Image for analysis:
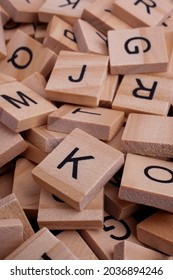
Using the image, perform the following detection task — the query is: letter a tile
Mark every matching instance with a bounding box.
[108,27,168,75]
[32,128,124,211]
[45,50,109,106]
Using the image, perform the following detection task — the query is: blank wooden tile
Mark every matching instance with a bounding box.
[112,74,173,116]
[32,128,124,211]
[38,0,95,25]
[13,158,41,219]
[0,5,10,25]
[22,140,48,164]
[106,127,125,152]
[121,113,173,158]
[23,125,67,153]
[43,16,79,54]
[0,122,27,168]
[0,29,57,81]
[0,0,45,23]
[0,16,7,59]
[114,240,171,260]
[79,211,141,260]
[0,171,13,199]
[104,180,142,220]
[22,72,47,99]
[0,218,23,260]
[5,227,59,260]
[0,81,56,132]
[74,19,108,55]
[82,0,131,35]
[119,153,173,213]
[44,242,78,260]
[108,27,168,75]
[0,193,34,240]
[112,0,173,27]
[99,74,119,108]
[4,20,35,43]
[57,230,98,259]
[48,104,124,141]
[38,188,103,230]
[34,23,47,43]
[137,210,173,256]
[45,50,109,107]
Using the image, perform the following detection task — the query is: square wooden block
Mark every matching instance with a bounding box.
[57,231,98,259]
[0,122,27,168]
[0,81,56,132]
[0,29,57,81]
[121,113,173,158]
[108,27,168,75]
[38,188,104,230]
[45,50,109,107]
[47,104,124,141]
[73,19,108,55]
[32,128,124,211]
[79,211,141,259]
[23,125,67,153]
[43,16,79,54]
[119,153,173,213]
[114,240,170,260]
[12,158,41,219]
[0,193,34,241]
[137,210,173,256]
[112,74,173,116]
[112,0,173,27]
[82,0,131,35]
[0,0,45,22]
[0,218,23,260]
[38,0,95,25]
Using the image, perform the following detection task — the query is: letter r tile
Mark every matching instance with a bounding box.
[108,27,168,75]
[32,128,124,211]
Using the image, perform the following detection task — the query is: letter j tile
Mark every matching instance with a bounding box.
[32,128,124,211]
[108,27,168,75]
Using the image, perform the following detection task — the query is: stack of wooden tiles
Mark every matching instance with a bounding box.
[0,0,173,260]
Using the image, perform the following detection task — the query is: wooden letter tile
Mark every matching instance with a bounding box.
[22,72,47,99]
[32,128,124,211]
[43,16,79,54]
[0,16,7,59]
[119,153,173,213]
[47,104,124,141]
[38,0,95,25]
[73,19,108,55]
[23,125,67,153]
[0,81,56,132]
[37,188,104,230]
[112,74,173,116]
[0,218,23,260]
[0,122,27,168]
[114,240,171,260]
[45,50,109,107]
[22,140,48,164]
[112,0,173,27]
[12,158,41,219]
[0,29,57,81]
[104,179,142,220]
[0,0,45,23]
[121,113,173,158]
[5,227,59,260]
[57,230,98,259]
[108,27,168,75]
[99,74,119,108]
[79,211,141,259]
[0,193,34,240]
[137,210,173,256]
[82,0,131,35]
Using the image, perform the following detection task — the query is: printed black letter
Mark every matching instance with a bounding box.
[7,46,33,69]
[1,91,37,109]
[124,37,151,54]
[144,165,173,183]
[68,64,87,83]
[132,79,157,100]
[104,215,131,240]
[134,0,156,14]
[59,0,80,9]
